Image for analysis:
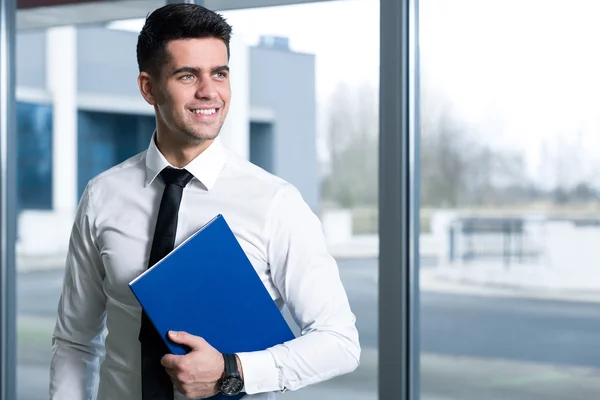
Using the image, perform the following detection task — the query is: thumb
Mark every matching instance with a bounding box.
[168,330,206,349]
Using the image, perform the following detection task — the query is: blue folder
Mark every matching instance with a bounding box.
[129,214,296,399]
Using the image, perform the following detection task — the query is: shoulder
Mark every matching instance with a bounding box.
[223,148,296,196]
[221,149,311,219]
[83,151,147,207]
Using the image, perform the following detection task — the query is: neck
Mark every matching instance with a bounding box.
[155,131,213,168]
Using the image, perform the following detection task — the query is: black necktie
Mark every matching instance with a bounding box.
[140,167,194,399]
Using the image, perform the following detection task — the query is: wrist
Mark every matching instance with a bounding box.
[217,353,226,380]
[213,353,226,392]
[218,353,244,395]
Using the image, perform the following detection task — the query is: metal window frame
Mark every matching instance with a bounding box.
[378,0,420,399]
[0,0,17,397]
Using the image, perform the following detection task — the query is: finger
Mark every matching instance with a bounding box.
[166,367,190,386]
[160,354,180,369]
[168,331,206,350]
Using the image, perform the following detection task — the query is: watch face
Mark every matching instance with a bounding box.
[221,376,244,395]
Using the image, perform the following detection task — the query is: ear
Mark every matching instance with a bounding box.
[138,71,157,106]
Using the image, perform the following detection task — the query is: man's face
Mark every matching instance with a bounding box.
[140,38,231,143]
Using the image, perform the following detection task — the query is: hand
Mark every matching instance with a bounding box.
[160,331,224,399]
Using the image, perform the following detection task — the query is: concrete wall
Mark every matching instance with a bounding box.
[16,30,45,89]
[249,45,319,212]
[77,26,141,98]
[15,26,140,98]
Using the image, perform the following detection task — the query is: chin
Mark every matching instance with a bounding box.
[181,128,220,143]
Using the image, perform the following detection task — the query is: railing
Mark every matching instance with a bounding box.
[449,217,540,268]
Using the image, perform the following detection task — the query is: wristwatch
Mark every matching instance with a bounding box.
[219,353,244,396]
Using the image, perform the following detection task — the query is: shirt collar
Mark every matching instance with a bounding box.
[145,133,227,190]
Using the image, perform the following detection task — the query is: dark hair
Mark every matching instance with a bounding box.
[136,3,232,77]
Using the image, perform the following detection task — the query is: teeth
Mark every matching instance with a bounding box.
[193,109,216,115]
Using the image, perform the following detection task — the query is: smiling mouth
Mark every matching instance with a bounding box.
[190,108,219,116]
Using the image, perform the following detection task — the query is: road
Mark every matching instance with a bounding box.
[15,258,600,399]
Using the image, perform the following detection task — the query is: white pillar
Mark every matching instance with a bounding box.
[219,32,250,160]
[46,26,78,213]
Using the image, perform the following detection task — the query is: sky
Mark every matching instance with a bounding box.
[420,0,600,187]
[110,0,600,187]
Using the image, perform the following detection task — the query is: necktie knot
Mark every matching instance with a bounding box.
[160,167,193,188]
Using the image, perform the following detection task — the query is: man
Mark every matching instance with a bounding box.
[49,3,360,400]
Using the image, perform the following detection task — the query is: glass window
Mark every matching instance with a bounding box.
[77,110,155,198]
[15,1,380,399]
[419,1,600,399]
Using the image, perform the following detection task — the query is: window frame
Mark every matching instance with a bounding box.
[378,0,420,399]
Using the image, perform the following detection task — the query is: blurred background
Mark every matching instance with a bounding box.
[11,0,600,399]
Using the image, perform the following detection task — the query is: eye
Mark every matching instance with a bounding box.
[180,74,195,81]
[214,72,228,79]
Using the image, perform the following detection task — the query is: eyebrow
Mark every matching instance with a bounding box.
[171,66,230,76]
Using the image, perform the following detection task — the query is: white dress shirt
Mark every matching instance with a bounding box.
[49,136,360,400]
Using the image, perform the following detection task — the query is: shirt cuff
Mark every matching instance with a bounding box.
[236,350,280,394]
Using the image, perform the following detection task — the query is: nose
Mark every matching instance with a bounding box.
[195,75,218,100]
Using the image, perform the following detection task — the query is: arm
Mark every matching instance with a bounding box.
[50,184,107,399]
[236,184,361,394]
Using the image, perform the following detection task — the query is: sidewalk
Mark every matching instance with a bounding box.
[17,252,67,272]
[422,264,600,303]
[329,235,600,303]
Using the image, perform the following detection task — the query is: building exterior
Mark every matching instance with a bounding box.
[15,25,317,257]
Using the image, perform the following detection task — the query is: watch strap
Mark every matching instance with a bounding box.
[223,353,240,379]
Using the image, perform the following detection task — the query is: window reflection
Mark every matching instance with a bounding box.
[77,110,155,198]
[17,102,53,210]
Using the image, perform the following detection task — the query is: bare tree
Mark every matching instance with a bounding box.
[323,76,531,209]
[322,82,378,208]
[537,132,600,204]
[420,93,529,207]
